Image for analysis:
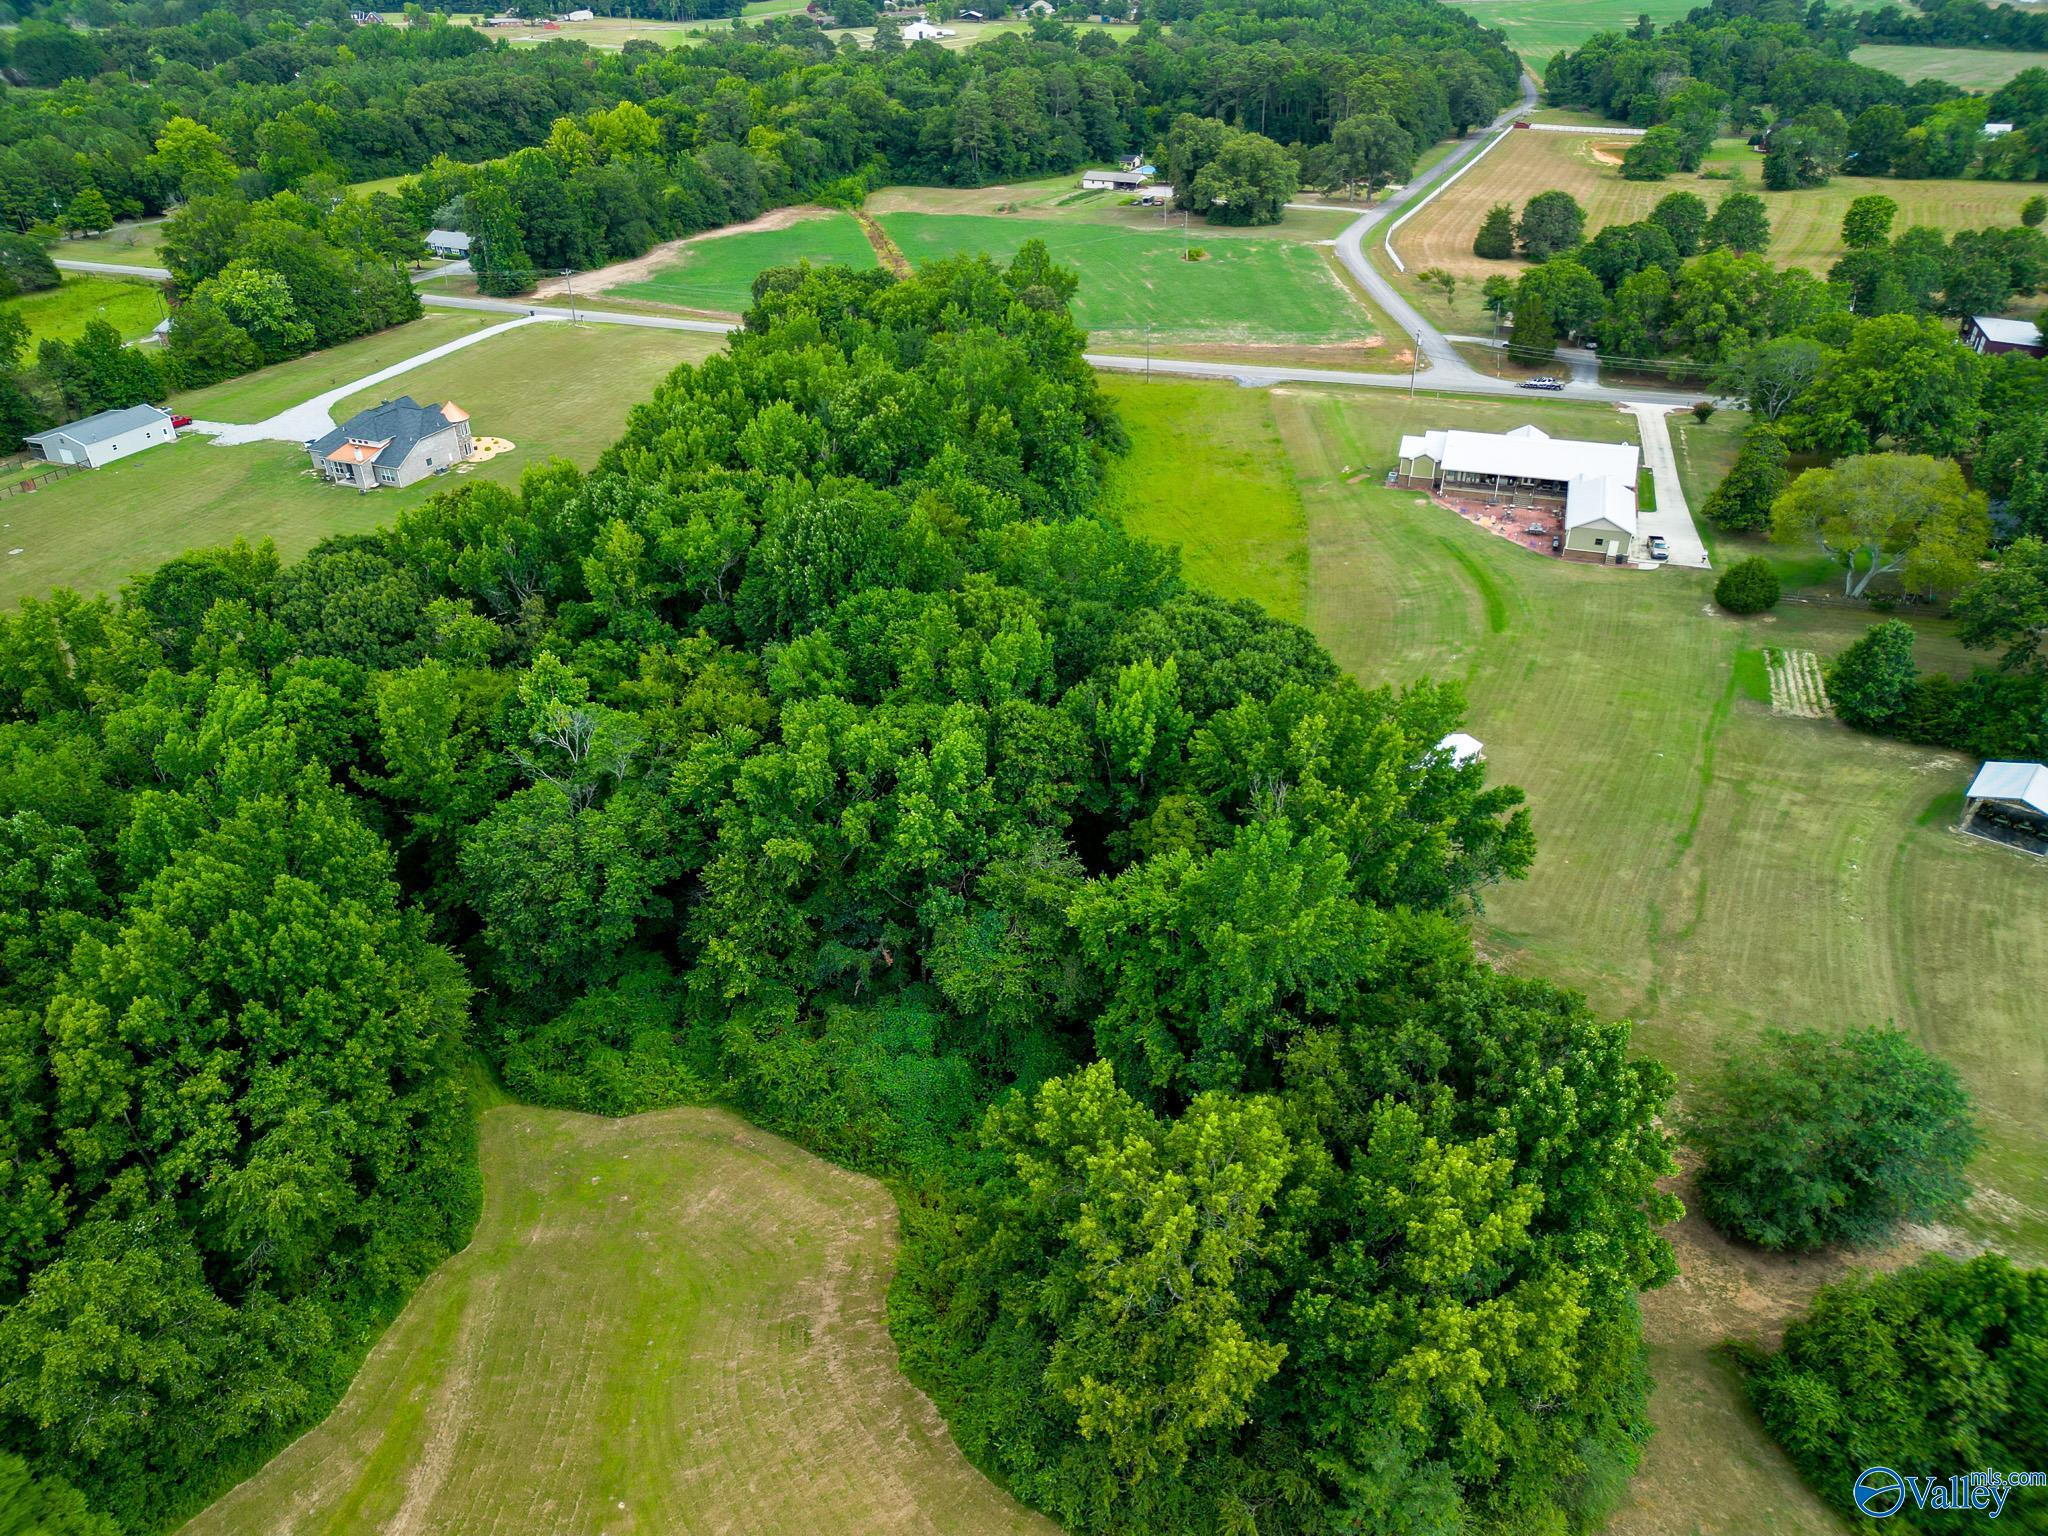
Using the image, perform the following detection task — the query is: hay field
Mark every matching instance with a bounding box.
[1390,128,2048,331]
[179,1104,1053,1536]
[1852,43,2047,89]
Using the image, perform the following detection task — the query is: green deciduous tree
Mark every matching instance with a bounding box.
[1686,1026,1978,1250]
[1650,190,1709,256]
[1701,424,1788,533]
[1515,189,1585,260]
[1772,455,1989,599]
[1840,193,1898,250]
[1703,190,1770,254]
[1714,556,1780,613]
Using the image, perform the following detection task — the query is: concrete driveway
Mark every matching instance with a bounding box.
[1626,403,1711,569]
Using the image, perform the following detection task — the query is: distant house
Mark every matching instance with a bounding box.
[1023,0,1055,13]
[348,9,384,22]
[425,228,473,259]
[957,7,986,16]
[1081,167,1151,191]
[1962,760,2048,854]
[901,18,953,38]
[1396,424,1640,564]
[1961,314,2043,357]
[24,404,177,469]
[309,396,473,492]
[1985,121,2016,137]
[561,6,595,17]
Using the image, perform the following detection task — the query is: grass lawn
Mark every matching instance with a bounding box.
[1388,130,2048,333]
[52,220,167,266]
[170,312,501,422]
[1853,43,2048,90]
[180,1104,1054,1536]
[1101,373,2048,1536]
[348,171,415,199]
[1,323,721,606]
[882,211,1397,354]
[4,273,164,347]
[613,211,879,314]
[870,174,1357,242]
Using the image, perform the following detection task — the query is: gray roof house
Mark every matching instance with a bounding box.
[309,396,472,492]
[24,403,177,469]
[424,228,473,258]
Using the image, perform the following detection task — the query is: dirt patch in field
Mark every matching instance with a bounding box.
[1588,139,1634,167]
[537,206,834,298]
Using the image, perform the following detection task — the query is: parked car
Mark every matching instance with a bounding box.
[1648,535,1670,561]
[1550,534,1562,553]
[170,414,193,429]
[1519,376,1565,392]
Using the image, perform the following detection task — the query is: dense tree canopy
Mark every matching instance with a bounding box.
[0,247,1681,1535]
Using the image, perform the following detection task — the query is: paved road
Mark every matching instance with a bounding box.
[56,257,172,280]
[418,292,735,334]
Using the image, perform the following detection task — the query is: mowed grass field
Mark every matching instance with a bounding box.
[170,312,502,421]
[1389,129,2048,332]
[1,322,721,605]
[1447,0,1891,70]
[1103,375,2048,1536]
[52,220,168,265]
[5,273,163,346]
[881,211,1393,353]
[1853,43,2048,89]
[180,1104,1053,1536]
[614,211,879,314]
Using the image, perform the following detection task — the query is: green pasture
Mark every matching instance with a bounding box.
[2,322,720,606]
[1852,43,2047,90]
[1103,373,2048,1534]
[5,273,164,347]
[178,1104,1054,1536]
[613,212,879,314]
[881,211,1384,349]
[51,220,168,266]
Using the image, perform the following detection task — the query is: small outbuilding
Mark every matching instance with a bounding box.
[23,403,177,469]
[1960,315,2044,357]
[1435,732,1485,767]
[1962,761,2048,854]
[425,228,473,259]
[901,19,953,38]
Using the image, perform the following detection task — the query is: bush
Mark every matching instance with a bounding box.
[1685,1026,1979,1251]
[1691,399,1715,422]
[1737,1255,2048,1526]
[1714,556,1780,613]
[1701,424,1787,533]
[1827,618,1919,730]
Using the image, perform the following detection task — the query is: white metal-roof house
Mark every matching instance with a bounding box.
[23,404,177,469]
[901,18,953,37]
[1962,761,2048,853]
[1397,424,1640,564]
[425,228,472,259]
[1081,167,1151,191]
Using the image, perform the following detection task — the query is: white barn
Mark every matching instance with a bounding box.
[901,18,953,37]
[1396,424,1640,564]
[24,404,177,469]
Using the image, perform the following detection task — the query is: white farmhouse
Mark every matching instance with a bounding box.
[901,18,953,37]
[23,404,178,469]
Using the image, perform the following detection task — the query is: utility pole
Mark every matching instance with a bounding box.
[1409,332,1419,397]
[562,268,578,323]
[1145,320,1152,381]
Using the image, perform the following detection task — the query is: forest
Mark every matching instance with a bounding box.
[0,245,1690,1535]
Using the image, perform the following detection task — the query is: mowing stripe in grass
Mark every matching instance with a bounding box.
[1436,536,1510,635]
